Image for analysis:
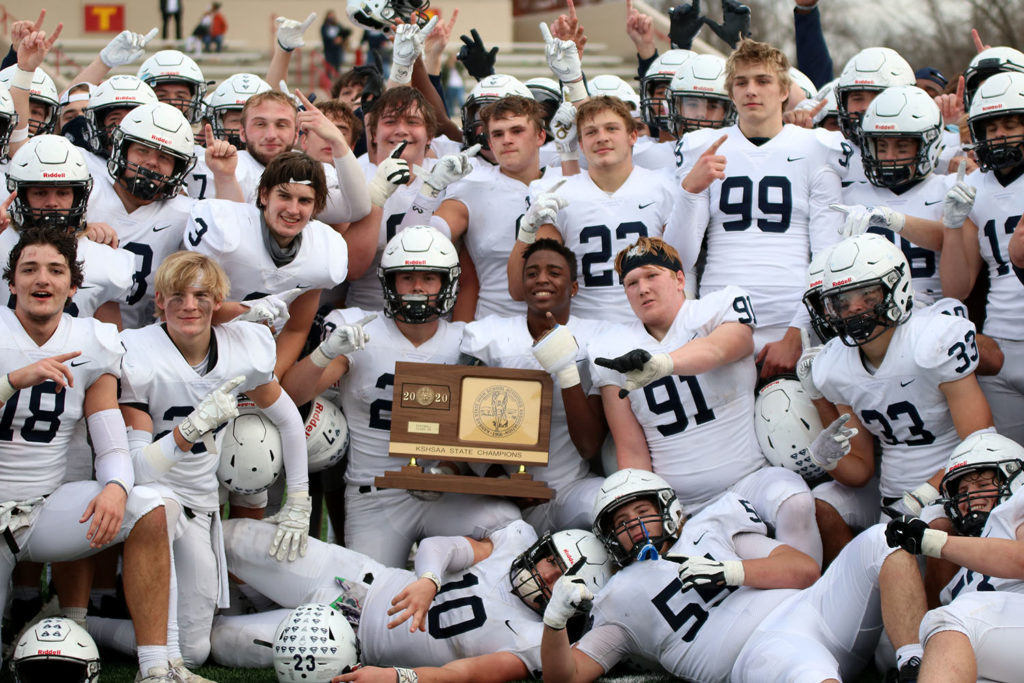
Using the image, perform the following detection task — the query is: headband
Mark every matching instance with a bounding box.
[619,246,683,281]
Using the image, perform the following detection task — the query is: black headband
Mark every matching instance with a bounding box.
[619,248,683,281]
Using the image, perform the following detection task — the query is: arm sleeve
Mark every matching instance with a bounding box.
[88,408,136,492]
[663,188,709,275]
[732,531,786,560]
[808,166,843,255]
[413,535,476,579]
[332,151,373,223]
[794,7,833,89]
[259,389,310,493]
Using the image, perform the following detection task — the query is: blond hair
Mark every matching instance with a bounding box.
[614,237,682,277]
[154,251,231,316]
[725,39,792,109]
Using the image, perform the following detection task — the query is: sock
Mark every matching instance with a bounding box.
[165,540,183,664]
[86,615,137,655]
[62,606,88,626]
[137,644,169,676]
[895,644,923,669]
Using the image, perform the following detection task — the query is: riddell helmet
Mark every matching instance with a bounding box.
[754,378,826,482]
[835,47,915,142]
[509,530,612,616]
[802,246,838,343]
[860,85,944,188]
[108,102,196,201]
[347,0,431,31]
[967,71,1024,172]
[820,234,914,347]
[208,73,272,148]
[272,603,359,682]
[525,77,562,130]
[812,78,840,129]
[85,75,159,157]
[12,617,101,683]
[303,394,349,473]
[592,468,684,566]
[0,65,59,135]
[963,46,1024,111]
[137,50,208,124]
[0,84,19,160]
[668,53,735,136]
[378,225,460,323]
[461,74,534,150]
[789,67,817,100]
[640,49,694,132]
[587,74,640,112]
[941,432,1024,537]
[6,135,93,233]
[218,399,284,495]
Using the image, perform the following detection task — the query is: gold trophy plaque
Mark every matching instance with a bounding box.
[375,362,554,499]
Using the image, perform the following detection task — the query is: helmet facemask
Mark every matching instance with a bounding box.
[640,78,673,132]
[595,491,679,566]
[862,131,937,189]
[802,287,838,343]
[379,267,458,324]
[11,180,93,233]
[822,267,908,347]
[969,113,1024,172]
[509,533,566,616]
[942,460,1022,536]
[0,109,17,160]
[670,93,735,136]
[460,99,490,151]
[28,98,57,136]
[108,131,195,201]
[210,107,245,149]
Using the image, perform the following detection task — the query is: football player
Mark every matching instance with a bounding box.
[461,239,607,534]
[668,38,847,378]
[0,227,175,683]
[280,226,520,567]
[588,237,822,563]
[79,74,159,175]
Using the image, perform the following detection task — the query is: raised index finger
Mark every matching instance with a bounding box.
[956,75,965,104]
[32,9,46,31]
[52,350,83,363]
[539,21,554,44]
[567,0,578,21]
[357,314,378,327]
[972,28,985,53]
[704,134,728,156]
[294,88,314,110]
[956,160,967,184]
[810,97,827,116]
[626,0,634,16]
[1,192,16,211]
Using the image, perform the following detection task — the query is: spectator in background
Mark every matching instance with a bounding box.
[204,3,227,53]
[915,66,948,98]
[321,11,352,73]
[160,0,183,41]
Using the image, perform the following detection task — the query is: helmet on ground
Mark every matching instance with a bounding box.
[12,617,101,683]
[273,603,359,682]
[755,377,826,482]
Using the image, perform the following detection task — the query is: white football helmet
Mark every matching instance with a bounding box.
[85,75,159,156]
[525,76,562,129]
[587,74,640,112]
[967,71,1024,172]
[0,84,17,160]
[347,0,431,31]
[461,74,534,150]
[378,225,460,324]
[640,49,695,132]
[835,47,915,142]
[668,53,735,136]
[509,529,612,617]
[137,50,208,123]
[273,603,359,682]
[304,395,349,473]
[789,67,817,100]
[108,102,196,201]
[963,46,1024,110]
[12,617,101,683]
[820,233,914,347]
[802,246,838,343]
[860,85,943,188]
[208,73,272,147]
[812,78,840,129]
[755,378,826,482]
[218,399,284,495]
[592,468,684,566]
[941,432,1024,537]
[6,135,93,233]
[0,65,59,135]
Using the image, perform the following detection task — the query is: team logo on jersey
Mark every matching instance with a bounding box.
[472,385,526,438]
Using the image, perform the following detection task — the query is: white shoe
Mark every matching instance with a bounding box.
[169,658,218,683]
[135,665,176,682]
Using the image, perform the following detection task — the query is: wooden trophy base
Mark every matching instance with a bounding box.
[375,465,554,500]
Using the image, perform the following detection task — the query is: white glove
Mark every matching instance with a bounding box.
[673,555,744,591]
[421,144,480,198]
[795,329,823,401]
[830,203,906,237]
[369,142,411,207]
[542,576,593,630]
[551,101,579,162]
[236,288,303,327]
[594,349,674,398]
[266,491,312,562]
[531,325,581,388]
[808,413,858,471]
[276,13,318,52]
[100,28,157,68]
[902,482,941,517]
[539,22,583,85]
[178,376,245,444]
[517,184,567,244]
[943,164,976,230]
[311,314,376,368]
[390,16,440,85]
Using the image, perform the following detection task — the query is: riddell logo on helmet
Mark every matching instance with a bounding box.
[875,124,896,130]
[982,104,1003,111]
[151,135,172,144]
[304,401,323,437]
[562,548,576,566]
[404,259,427,265]
[35,649,61,655]
[115,96,137,101]
[853,79,877,85]
[694,85,714,92]
[41,172,66,178]
[831,277,853,286]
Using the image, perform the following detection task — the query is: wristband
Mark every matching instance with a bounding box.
[558,149,579,163]
[394,668,419,683]
[0,374,16,403]
[105,479,130,496]
[419,571,441,593]
[556,365,581,389]
[10,67,34,91]
[310,345,333,368]
[9,127,28,143]
[921,529,948,558]
[562,79,588,103]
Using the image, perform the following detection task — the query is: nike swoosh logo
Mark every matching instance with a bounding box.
[924,200,942,206]
[77,285,95,290]
[70,360,90,367]
[152,225,172,232]
[504,619,518,635]
[693,530,709,545]
[787,156,805,162]
[295,284,311,290]
[900,378,915,387]
[638,202,655,210]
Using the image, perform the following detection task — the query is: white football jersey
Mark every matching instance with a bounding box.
[461,314,607,490]
[0,309,123,501]
[119,321,276,511]
[359,520,544,673]
[324,309,465,486]
[234,150,265,204]
[940,485,1024,604]
[448,164,564,319]
[813,304,979,499]
[671,124,847,328]
[632,136,676,170]
[185,199,348,305]
[82,149,110,181]
[0,230,134,319]
[588,287,766,508]
[966,167,1024,340]
[536,165,678,322]
[842,173,947,299]
[577,494,795,681]
[85,174,193,329]
[186,144,215,200]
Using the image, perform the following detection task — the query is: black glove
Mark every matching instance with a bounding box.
[704,0,751,49]
[594,349,652,373]
[457,28,498,81]
[668,1,705,50]
[884,515,929,554]
[354,63,384,111]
